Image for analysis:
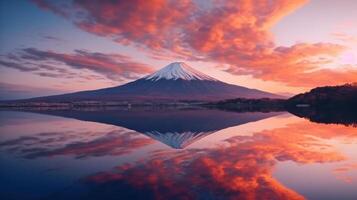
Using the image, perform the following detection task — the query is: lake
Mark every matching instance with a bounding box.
[0,108,356,200]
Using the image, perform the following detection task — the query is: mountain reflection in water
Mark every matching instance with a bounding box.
[17,108,281,149]
[0,108,356,200]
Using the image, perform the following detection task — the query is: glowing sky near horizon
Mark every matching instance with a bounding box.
[0,0,356,99]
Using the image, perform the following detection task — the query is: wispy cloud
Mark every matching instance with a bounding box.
[0,60,38,72]
[42,35,64,42]
[0,48,154,81]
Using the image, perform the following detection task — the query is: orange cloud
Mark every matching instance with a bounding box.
[75,0,194,51]
[226,43,357,87]
[33,0,357,87]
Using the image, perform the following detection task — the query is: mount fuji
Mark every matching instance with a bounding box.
[19,62,281,102]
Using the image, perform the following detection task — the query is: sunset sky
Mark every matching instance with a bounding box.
[1,0,357,99]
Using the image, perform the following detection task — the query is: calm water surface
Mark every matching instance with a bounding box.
[0,109,356,200]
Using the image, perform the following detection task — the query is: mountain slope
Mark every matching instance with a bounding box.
[15,62,282,102]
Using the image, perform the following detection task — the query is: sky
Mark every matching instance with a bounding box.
[0,0,356,99]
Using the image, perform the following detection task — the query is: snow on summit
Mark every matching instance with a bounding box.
[145,62,217,81]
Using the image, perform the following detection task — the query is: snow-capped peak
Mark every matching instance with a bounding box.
[145,62,217,81]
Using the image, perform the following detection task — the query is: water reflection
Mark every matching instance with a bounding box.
[0,129,154,159]
[81,119,357,200]
[8,108,280,149]
[288,107,357,127]
[0,109,356,200]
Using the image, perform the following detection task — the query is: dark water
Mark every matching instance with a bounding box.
[0,108,356,200]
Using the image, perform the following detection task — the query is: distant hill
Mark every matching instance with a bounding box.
[286,83,357,108]
[203,83,357,126]
[286,83,357,126]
